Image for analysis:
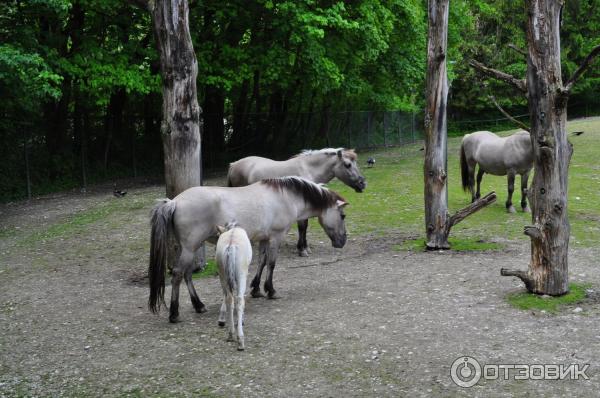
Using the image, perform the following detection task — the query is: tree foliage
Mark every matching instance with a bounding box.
[0,0,598,200]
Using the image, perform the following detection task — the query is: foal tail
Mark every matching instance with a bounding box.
[148,199,177,313]
[460,140,470,193]
[223,246,238,293]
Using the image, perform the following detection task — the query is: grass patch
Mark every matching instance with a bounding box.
[17,196,153,248]
[192,259,219,279]
[394,238,502,252]
[506,283,590,313]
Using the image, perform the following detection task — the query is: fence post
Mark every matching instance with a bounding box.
[383,112,387,147]
[411,110,416,142]
[23,130,31,200]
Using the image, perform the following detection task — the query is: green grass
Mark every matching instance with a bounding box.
[192,259,219,279]
[394,237,502,252]
[324,117,600,248]
[506,283,590,313]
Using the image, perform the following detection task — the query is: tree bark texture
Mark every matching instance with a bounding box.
[522,0,571,295]
[424,0,450,249]
[151,0,202,199]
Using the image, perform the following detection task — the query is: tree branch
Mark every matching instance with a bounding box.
[564,44,600,92]
[524,225,542,242]
[507,43,527,57]
[446,191,497,232]
[500,268,534,292]
[488,95,530,132]
[469,60,527,93]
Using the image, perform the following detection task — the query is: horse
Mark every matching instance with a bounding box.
[148,176,348,323]
[215,222,252,351]
[227,148,365,257]
[460,130,533,213]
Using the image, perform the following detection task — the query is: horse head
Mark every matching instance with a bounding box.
[332,149,366,193]
[318,199,348,248]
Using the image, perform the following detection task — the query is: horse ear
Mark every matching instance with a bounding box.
[216,225,226,235]
[337,149,343,159]
[336,199,348,208]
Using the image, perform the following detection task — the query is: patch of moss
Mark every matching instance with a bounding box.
[506,283,590,313]
[393,238,502,252]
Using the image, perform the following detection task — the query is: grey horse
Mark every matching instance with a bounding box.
[148,177,348,323]
[460,130,533,212]
[227,148,365,256]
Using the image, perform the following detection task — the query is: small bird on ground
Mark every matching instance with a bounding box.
[113,184,127,197]
[571,131,584,136]
[367,157,376,167]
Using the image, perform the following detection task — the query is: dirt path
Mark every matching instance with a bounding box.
[1,185,599,397]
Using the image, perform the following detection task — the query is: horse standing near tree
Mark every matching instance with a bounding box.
[460,130,533,213]
[227,148,365,257]
[148,176,348,323]
[215,222,252,351]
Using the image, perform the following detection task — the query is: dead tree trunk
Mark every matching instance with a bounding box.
[424,0,451,249]
[470,1,600,295]
[424,0,497,250]
[151,0,202,199]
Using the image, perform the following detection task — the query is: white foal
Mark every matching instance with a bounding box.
[216,223,252,351]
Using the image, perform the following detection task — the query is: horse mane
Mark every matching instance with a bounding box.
[293,148,357,161]
[260,177,345,210]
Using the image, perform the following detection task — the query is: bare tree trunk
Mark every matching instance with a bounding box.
[151,0,202,199]
[502,0,571,295]
[424,0,450,249]
[423,0,497,250]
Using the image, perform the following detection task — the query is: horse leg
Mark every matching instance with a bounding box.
[264,240,281,299]
[521,171,531,212]
[469,163,477,203]
[236,273,247,351]
[184,260,207,314]
[218,293,227,327]
[169,249,193,323]
[475,168,484,200]
[506,172,516,213]
[226,293,235,342]
[296,219,311,257]
[250,241,268,298]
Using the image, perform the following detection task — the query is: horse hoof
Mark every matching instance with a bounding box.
[218,321,225,327]
[523,207,531,213]
[507,206,516,214]
[267,291,281,300]
[227,335,234,342]
[195,305,207,314]
[237,346,245,351]
[251,289,265,298]
[169,315,180,323]
[298,249,309,257]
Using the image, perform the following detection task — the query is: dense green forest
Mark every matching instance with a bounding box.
[1,0,599,200]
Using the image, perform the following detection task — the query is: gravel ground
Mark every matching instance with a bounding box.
[1,184,599,397]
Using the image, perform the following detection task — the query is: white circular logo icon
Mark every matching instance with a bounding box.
[451,356,482,388]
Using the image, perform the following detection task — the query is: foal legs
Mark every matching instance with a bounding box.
[521,171,531,212]
[250,241,268,298]
[296,219,311,257]
[506,172,517,213]
[475,168,484,200]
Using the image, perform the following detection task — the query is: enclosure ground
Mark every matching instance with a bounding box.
[1,180,600,397]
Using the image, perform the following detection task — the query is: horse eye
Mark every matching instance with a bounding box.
[341,214,346,220]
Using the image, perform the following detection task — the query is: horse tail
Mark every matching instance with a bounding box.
[460,139,470,193]
[224,246,238,293]
[148,199,177,313]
